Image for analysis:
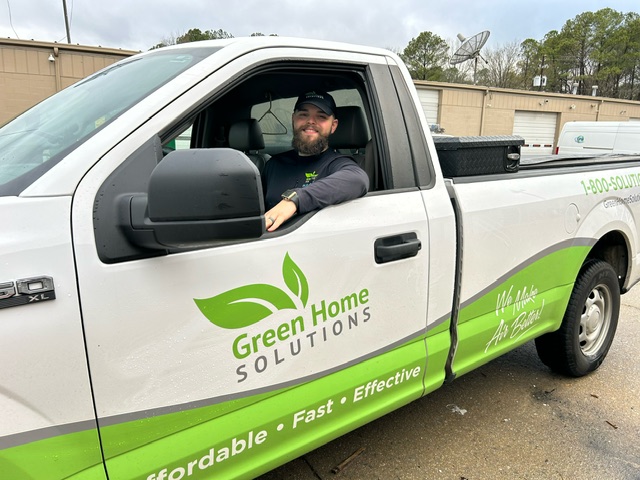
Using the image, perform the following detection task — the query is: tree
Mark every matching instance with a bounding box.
[547,8,629,96]
[619,13,640,100]
[176,28,233,43]
[589,8,625,97]
[560,11,596,94]
[150,28,233,49]
[519,38,543,90]
[483,8,639,98]
[401,31,449,81]
[516,29,575,94]
[150,33,178,50]
[442,65,471,84]
[479,42,521,88]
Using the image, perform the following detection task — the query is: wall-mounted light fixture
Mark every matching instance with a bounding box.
[570,104,576,110]
[48,47,59,63]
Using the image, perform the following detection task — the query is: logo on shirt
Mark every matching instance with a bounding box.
[303,171,318,187]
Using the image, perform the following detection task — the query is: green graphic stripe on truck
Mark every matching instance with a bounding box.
[1,338,434,480]
[104,340,431,480]
[0,242,593,479]
[0,428,104,480]
[453,244,591,377]
[458,243,591,325]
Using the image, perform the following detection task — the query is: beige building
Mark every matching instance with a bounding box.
[2,38,640,154]
[415,81,640,155]
[0,38,137,126]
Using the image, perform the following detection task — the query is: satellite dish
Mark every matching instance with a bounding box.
[450,30,490,84]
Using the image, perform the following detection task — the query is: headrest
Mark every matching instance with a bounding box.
[229,119,265,151]
[329,106,369,149]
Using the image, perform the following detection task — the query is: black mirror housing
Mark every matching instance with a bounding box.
[124,148,265,249]
[148,148,263,221]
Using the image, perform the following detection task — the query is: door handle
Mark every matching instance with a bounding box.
[374,233,422,264]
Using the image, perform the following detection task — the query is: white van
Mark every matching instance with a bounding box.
[556,121,640,155]
[556,122,640,154]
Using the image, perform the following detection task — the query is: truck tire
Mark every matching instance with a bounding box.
[535,260,619,377]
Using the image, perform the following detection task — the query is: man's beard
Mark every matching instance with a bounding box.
[292,127,330,156]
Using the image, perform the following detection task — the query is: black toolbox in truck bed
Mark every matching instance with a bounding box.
[433,135,524,177]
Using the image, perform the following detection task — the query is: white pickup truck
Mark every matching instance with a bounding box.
[2,37,640,480]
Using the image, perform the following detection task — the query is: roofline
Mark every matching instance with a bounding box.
[0,37,139,56]
[414,79,640,106]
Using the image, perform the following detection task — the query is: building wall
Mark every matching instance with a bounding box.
[0,39,137,125]
[416,80,640,146]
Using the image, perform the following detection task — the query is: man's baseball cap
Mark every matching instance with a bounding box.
[294,91,336,116]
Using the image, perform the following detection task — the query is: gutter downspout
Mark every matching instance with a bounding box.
[595,99,604,121]
[479,88,489,135]
[52,47,61,92]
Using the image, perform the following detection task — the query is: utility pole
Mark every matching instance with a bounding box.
[62,0,72,43]
[538,55,545,92]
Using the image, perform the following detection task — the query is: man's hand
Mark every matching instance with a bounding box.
[265,199,297,232]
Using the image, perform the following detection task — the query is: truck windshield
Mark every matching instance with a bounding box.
[0,46,221,196]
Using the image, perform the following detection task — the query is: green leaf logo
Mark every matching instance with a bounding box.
[194,253,310,329]
[282,253,309,307]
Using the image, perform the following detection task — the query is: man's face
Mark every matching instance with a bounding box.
[291,103,338,156]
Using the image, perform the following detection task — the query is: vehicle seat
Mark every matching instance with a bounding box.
[228,119,268,172]
[329,106,376,189]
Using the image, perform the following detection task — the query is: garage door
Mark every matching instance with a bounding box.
[416,87,440,125]
[513,111,557,156]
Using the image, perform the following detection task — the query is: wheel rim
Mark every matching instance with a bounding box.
[579,282,612,356]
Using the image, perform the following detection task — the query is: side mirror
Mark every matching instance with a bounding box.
[122,148,265,249]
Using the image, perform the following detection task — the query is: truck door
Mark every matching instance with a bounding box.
[71,48,434,479]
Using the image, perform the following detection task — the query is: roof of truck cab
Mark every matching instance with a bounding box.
[141,36,395,59]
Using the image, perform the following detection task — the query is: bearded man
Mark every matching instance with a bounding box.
[261,91,369,232]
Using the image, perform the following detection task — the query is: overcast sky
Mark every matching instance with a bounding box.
[1,0,638,53]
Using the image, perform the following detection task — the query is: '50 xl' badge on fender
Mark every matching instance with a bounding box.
[0,276,56,309]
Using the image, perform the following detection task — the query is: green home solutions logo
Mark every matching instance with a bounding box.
[194,253,371,383]
[194,253,308,329]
